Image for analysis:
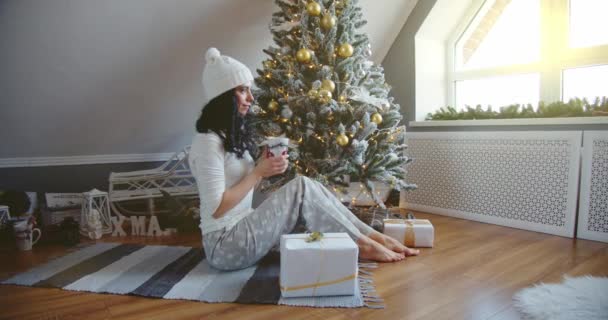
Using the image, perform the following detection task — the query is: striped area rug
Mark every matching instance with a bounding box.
[1,243,383,308]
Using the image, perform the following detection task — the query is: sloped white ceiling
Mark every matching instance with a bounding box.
[0,0,416,160]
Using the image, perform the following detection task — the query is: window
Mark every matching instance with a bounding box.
[563,65,608,102]
[569,0,608,48]
[456,0,540,71]
[447,0,608,111]
[456,74,539,108]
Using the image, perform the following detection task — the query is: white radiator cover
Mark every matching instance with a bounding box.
[401,131,582,237]
[577,131,608,242]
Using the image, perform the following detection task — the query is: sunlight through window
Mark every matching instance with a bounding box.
[437,0,608,120]
[456,74,540,108]
[569,0,608,48]
[456,0,540,70]
[563,65,608,102]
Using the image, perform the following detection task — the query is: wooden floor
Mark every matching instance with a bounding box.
[1,211,607,320]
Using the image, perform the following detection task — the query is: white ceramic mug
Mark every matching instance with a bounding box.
[13,219,42,251]
[15,228,41,251]
[264,137,290,158]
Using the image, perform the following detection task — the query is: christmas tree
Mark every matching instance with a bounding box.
[253,0,415,207]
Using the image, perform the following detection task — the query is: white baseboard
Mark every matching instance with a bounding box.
[0,153,175,168]
[403,203,574,238]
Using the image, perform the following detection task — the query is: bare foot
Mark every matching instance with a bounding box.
[357,236,405,262]
[369,231,420,256]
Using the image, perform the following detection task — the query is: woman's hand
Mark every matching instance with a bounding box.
[254,148,289,178]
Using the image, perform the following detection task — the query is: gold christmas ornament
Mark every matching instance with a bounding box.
[306,2,321,16]
[320,14,336,30]
[336,133,349,146]
[337,43,354,58]
[318,89,332,104]
[268,99,279,111]
[336,0,349,8]
[307,89,319,99]
[371,112,383,125]
[321,79,336,92]
[296,48,313,63]
[338,94,347,103]
[263,60,274,69]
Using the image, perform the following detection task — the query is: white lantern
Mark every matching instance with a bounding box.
[80,189,112,238]
[0,205,10,227]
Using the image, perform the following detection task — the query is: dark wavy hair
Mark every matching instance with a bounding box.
[195,89,258,159]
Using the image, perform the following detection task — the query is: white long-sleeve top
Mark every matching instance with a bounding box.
[189,132,255,235]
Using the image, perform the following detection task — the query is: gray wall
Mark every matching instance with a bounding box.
[0,162,162,193]
[0,0,412,160]
[0,0,418,193]
[383,0,437,128]
[0,0,275,159]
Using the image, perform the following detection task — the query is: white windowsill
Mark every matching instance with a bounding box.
[410,117,608,127]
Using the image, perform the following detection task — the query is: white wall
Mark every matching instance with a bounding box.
[414,0,472,121]
[414,37,446,121]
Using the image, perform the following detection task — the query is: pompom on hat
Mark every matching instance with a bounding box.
[201,47,254,107]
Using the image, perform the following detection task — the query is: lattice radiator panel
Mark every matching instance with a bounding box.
[401,131,582,237]
[577,131,608,243]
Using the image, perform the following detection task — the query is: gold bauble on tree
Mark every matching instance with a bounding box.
[337,43,354,58]
[371,112,383,125]
[336,133,349,147]
[268,99,279,111]
[307,89,319,99]
[320,14,336,30]
[318,89,332,104]
[263,60,274,69]
[321,79,335,92]
[306,2,321,16]
[296,48,313,63]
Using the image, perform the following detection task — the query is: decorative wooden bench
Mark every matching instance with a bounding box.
[108,146,198,216]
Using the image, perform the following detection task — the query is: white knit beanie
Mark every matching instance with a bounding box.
[201,47,254,107]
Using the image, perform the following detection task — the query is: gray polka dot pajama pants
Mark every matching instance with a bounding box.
[203,176,375,270]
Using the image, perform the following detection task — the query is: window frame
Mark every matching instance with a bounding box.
[446,0,608,109]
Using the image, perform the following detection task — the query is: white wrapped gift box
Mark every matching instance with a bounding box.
[280,233,358,298]
[383,219,434,248]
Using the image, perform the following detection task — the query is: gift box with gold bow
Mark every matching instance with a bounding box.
[383,219,434,248]
[280,232,358,298]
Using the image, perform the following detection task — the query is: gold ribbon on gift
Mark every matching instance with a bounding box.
[280,234,356,296]
[280,273,357,292]
[384,219,431,247]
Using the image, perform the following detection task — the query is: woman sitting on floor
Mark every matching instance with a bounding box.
[189,47,419,271]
